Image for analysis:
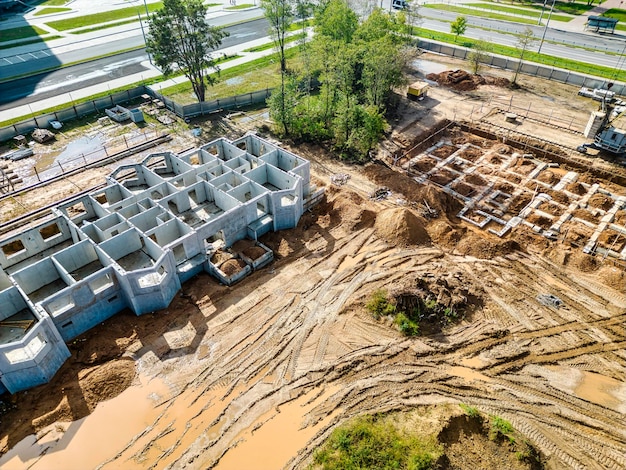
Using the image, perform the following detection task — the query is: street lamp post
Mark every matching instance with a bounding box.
[134,0,153,65]
[538,0,555,55]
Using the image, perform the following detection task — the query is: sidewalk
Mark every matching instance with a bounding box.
[0,31,302,124]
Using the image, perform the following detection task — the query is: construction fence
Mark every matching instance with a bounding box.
[0,87,273,144]
[417,39,626,96]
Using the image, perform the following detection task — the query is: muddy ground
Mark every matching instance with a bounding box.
[0,54,625,469]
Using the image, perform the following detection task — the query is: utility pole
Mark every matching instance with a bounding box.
[537,0,555,54]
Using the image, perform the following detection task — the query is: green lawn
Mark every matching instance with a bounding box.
[224,3,255,9]
[70,18,142,35]
[161,48,300,104]
[484,0,599,15]
[46,2,163,31]
[602,8,626,21]
[466,2,572,21]
[41,0,68,5]
[423,4,536,24]
[243,33,306,53]
[0,25,49,43]
[34,7,72,16]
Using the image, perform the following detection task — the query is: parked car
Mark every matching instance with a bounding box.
[392,0,408,9]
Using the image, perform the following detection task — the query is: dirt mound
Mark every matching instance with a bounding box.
[221,258,246,276]
[427,219,467,249]
[375,208,430,246]
[568,251,600,272]
[243,246,266,260]
[587,193,614,211]
[566,182,587,196]
[455,232,521,259]
[439,413,542,470]
[597,265,625,290]
[426,70,510,92]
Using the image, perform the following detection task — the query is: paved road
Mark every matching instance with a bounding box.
[0,18,270,109]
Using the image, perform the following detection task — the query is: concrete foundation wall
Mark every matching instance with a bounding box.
[0,134,310,393]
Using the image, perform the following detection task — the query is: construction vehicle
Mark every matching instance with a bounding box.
[578,87,626,157]
[407,81,429,101]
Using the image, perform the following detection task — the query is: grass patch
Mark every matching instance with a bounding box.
[41,0,68,5]
[0,35,61,50]
[70,18,141,35]
[0,25,49,43]
[486,0,597,15]
[466,2,572,21]
[459,404,481,419]
[46,2,163,31]
[313,414,443,470]
[415,27,626,82]
[602,8,626,21]
[224,3,255,9]
[243,33,306,53]
[423,3,572,25]
[161,48,299,103]
[34,7,72,16]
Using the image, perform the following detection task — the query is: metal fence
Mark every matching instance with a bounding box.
[417,39,626,96]
[0,86,149,143]
[148,87,273,120]
[1,87,274,144]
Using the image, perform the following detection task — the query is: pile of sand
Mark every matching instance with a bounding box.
[597,265,625,290]
[568,251,600,272]
[243,246,266,260]
[587,193,614,211]
[455,232,520,259]
[221,258,247,276]
[374,208,430,246]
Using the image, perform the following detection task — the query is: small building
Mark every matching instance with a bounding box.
[585,16,618,34]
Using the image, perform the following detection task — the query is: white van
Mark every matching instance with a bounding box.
[392,0,408,9]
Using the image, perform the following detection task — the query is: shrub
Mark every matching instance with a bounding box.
[459,403,480,419]
[366,289,396,319]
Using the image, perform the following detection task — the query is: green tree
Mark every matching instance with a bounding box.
[315,0,358,43]
[146,0,227,102]
[261,0,294,74]
[512,26,536,85]
[361,37,406,110]
[450,15,467,41]
[468,39,491,74]
[267,75,301,136]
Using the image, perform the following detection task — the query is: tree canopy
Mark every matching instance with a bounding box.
[146,0,228,102]
[268,1,412,160]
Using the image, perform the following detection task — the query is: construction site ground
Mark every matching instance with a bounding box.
[0,53,625,470]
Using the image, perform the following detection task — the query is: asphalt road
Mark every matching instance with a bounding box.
[2,5,626,112]
[0,17,270,109]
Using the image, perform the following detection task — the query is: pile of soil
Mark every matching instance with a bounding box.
[587,193,614,211]
[572,209,598,223]
[221,258,246,276]
[243,246,266,260]
[566,182,587,196]
[597,265,625,290]
[426,70,510,92]
[568,251,600,272]
[427,219,467,249]
[454,232,521,259]
[374,208,430,247]
[211,250,233,265]
[526,213,553,228]
[536,170,560,185]
[544,189,569,205]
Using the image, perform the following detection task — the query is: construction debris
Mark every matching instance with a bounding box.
[331,173,350,186]
[31,128,55,143]
[536,293,564,308]
[370,186,392,201]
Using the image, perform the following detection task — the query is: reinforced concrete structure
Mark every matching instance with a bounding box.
[0,135,315,394]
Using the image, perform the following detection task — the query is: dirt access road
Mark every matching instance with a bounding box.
[0,55,625,469]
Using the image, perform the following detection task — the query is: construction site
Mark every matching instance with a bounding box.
[0,55,624,469]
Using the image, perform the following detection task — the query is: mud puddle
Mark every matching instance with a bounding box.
[0,375,170,470]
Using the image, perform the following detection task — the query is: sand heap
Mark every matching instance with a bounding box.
[375,208,430,246]
[426,69,510,92]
